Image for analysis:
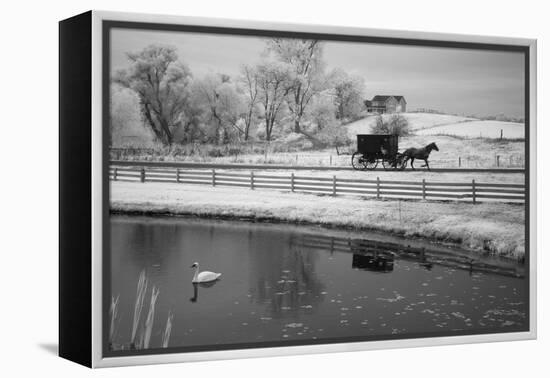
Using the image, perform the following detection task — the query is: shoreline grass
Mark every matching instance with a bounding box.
[110,181,525,259]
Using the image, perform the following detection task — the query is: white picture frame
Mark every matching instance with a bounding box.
[59,10,537,368]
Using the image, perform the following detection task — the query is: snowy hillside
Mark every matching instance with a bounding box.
[346,113,524,139]
[345,113,477,137]
[415,120,525,139]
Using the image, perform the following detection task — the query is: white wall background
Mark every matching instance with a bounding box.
[1,0,547,376]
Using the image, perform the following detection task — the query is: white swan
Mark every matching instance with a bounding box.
[190,262,222,283]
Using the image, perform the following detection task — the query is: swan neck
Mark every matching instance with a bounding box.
[192,266,199,281]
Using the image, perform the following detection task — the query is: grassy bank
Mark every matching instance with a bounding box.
[110,181,525,259]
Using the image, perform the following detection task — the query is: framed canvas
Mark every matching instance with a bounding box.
[59,10,537,368]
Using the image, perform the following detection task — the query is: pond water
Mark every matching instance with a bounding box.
[108,215,528,352]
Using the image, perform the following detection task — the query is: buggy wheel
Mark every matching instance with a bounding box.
[382,158,396,171]
[351,152,367,171]
[397,159,407,170]
[364,157,378,170]
[396,153,407,170]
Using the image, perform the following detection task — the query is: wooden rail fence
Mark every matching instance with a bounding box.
[109,165,525,204]
[109,160,525,173]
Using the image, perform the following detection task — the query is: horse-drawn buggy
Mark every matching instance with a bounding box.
[351,134,440,171]
[351,134,407,171]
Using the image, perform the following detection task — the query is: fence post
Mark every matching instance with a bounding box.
[458,156,461,168]
[332,175,337,196]
[472,179,476,204]
[500,129,503,140]
[114,167,118,181]
[250,171,255,190]
[295,155,298,164]
[422,178,426,200]
[140,167,145,183]
[376,177,380,199]
[291,172,295,192]
[176,168,180,183]
[330,155,333,166]
[496,155,500,167]
[398,200,402,223]
[212,169,216,187]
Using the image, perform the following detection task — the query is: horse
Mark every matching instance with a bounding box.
[402,142,439,170]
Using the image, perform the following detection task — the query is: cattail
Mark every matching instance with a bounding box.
[162,310,174,348]
[143,286,160,349]
[109,294,119,344]
[131,270,148,345]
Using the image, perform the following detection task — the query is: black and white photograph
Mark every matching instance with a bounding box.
[104,21,530,356]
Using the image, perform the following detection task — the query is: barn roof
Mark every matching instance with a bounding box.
[372,95,406,103]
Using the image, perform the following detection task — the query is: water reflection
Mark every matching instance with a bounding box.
[189,282,218,303]
[248,234,326,318]
[418,247,433,270]
[110,216,528,351]
[352,253,394,272]
[295,234,523,278]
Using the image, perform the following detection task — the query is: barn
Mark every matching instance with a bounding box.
[365,95,407,113]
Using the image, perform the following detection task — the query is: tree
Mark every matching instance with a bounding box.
[114,44,193,146]
[193,73,247,144]
[110,84,154,146]
[266,39,326,134]
[315,121,351,148]
[240,65,262,141]
[308,92,337,131]
[371,114,410,136]
[330,68,366,121]
[255,60,292,141]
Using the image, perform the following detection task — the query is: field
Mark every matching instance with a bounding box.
[235,113,526,168]
[415,120,525,139]
[346,113,524,139]
[345,113,477,135]
[397,134,524,168]
[112,113,525,169]
[114,134,523,169]
[112,134,525,169]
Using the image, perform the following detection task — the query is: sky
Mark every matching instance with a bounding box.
[111,28,525,118]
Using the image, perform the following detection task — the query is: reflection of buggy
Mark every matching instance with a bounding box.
[351,134,406,171]
[352,253,394,272]
[349,240,394,272]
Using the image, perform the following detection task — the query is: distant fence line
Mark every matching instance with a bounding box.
[109,164,525,204]
[411,108,445,114]
[110,160,525,173]
[110,149,525,169]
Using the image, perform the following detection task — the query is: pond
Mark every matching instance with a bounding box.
[108,215,528,353]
